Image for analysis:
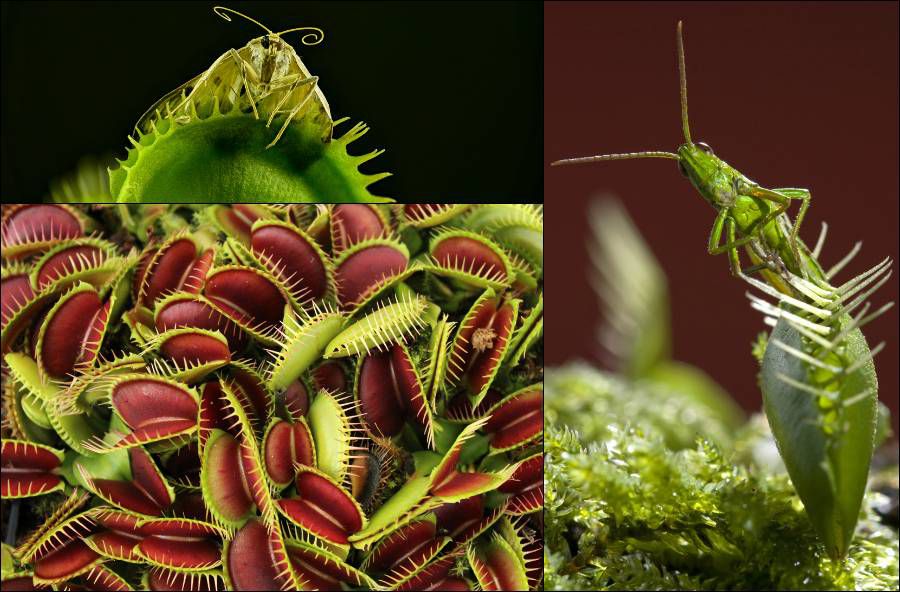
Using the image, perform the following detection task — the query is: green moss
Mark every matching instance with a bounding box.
[546,363,738,451]
[545,364,900,591]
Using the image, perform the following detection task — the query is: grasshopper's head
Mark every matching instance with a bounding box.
[675,140,734,206]
[552,21,730,206]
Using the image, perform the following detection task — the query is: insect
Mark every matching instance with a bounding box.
[135,6,332,149]
[552,21,825,295]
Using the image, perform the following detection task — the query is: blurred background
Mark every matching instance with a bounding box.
[1,1,541,200]
[545,1,899,433]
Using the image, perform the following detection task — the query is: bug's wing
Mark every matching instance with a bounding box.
[296,54,333,140]
[134,73,203,135]
[134,50,244,135]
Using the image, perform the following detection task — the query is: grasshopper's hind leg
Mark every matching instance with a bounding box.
[750,186,812,277]
[773,187,812,265]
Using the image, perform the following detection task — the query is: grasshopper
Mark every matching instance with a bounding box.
[552,22,824,295]
[136,6,332,149]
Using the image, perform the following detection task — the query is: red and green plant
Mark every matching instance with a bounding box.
[0,203,543,591]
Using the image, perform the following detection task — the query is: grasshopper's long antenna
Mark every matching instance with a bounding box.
[677,20,692,144]
[214,6,273,35]
[551,151,679,166]
[551,21,692,167]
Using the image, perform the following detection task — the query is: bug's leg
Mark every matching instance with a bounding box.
[747,186,811,276]
[708,207,757,271]
[265,76,320,149]
[226,48,261,120]
[725,216,743,276]
[773,187,812,262]
[265,75,318,127]
[708,208,765,276]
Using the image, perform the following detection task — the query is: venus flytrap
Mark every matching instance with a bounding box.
[1,204,542,591]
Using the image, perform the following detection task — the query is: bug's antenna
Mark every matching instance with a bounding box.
[214,6,273,35]
[275,26,325,46]
[677,20,692,144]
[551,151,680,167]
[551,23,688,167]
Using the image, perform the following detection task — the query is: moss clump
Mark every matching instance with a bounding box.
[546,363,739,452]
[545,364,900,591]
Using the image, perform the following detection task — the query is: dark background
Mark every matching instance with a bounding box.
[545,2,899,433]
[1,1,542,201]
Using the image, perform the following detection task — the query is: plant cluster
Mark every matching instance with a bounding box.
[0,203,543,591]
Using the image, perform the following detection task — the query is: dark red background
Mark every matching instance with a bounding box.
[545,2,899,434]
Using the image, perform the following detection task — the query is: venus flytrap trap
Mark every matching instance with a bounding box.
[1,203,542,591]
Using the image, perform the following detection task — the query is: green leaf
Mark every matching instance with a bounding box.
[589,199,671,377]
[646,361,744,429]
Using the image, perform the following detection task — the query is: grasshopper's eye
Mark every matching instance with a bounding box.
[678,160,689,177]
[697,141,714,154]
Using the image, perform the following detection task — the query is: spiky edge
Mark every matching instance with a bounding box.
[285,538,377,589]
[202,264,290,346]
[135,231,199,307]
[266,304,344,393]
[421,315,454,410]
[427,228,513,290]
[323,292,430,359]
[277,464,368,539]
[142,567,225,592]
[34,281,111,382]
[396,204,471,229]
[82,373,199,454]
[503,294,543,370]
[28,237,119,293]
[307,389,366,486]
[75,448,175,516]
[23,509,97,564]
[376,535,452,590]
[152,291,249,346]
[199,429,255,530]
[444,288,498,391]
[261,416,316,490]
[469,298,521,409]
[0,204,93,258]
[249,218,336,306]
[332,236,411,307]
[144,327,231,384]
[0,439,65,498]
[466,532,529,592]
[501,452,543,516]
[483,383,543,454]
